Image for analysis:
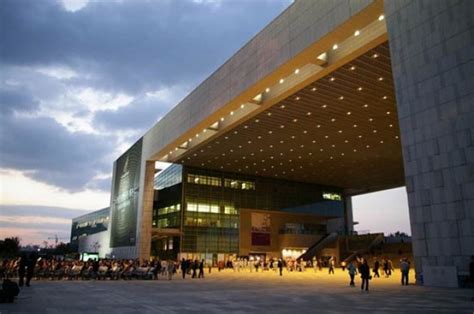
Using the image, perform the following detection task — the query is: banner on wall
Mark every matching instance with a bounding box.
[251,213,271,246]
[110,138,142,248]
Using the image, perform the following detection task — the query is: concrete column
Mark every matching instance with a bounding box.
[138,160,156,261]
[344,196,354,235]
[385,0,474,287]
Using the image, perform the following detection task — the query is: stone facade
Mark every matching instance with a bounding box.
[385,0,474,285]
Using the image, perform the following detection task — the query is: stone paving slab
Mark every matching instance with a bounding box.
[1,269,472,313]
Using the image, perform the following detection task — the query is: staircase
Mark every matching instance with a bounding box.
[297,232,338,261]
[342,233,384,264]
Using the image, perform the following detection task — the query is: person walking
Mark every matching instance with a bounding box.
[347,261,357,287]
[192,260,198,278]
[198,260,204,279]
[373,258,380,278]
[400,258,410,286]
[360,258,370,292]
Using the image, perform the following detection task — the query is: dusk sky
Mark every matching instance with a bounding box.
[0,0,410,246]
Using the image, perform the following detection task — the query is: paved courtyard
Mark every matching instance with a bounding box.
[1,269,472,313]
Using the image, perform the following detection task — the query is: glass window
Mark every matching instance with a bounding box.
[188,174,222,187]
[224,179,255,190]
[323,192,342,201]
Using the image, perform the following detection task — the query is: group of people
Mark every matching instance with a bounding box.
[0,257,211,283]
[345,256,411,292]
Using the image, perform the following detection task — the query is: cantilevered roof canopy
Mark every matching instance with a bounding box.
[176,42,404,193]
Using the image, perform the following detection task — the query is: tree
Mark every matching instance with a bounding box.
[0,237,21,257]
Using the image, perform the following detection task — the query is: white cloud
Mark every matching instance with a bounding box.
[36,66,78,80]
[0,169,109,210]
[60,0,90,12]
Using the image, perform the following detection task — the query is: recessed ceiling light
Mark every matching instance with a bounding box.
[347,111,352,115]
[230,111,234,115]
[387,111,391,115]
[353,124,358,128]
[332,44,338,50]
[269,145,273,148]
[303,130,308,134]
[220,117,224,122]
[265,87,270,93]
[380,140,384,144]
[322,104,327,108]
[369,118,373,122]
[290,148,294,152]
[248,140,252,144]
[312,140,316,143]
[267,112,272,116]
[330,156,333,159]
[244,125,248,128]
[378,77,384,81]
[338,130,343,133]
[353,149,357,152]
[341,153,345,156]
[378,14,385,21]
[363,104,369,108]
[307,112,312,116]
[366,145,370,148]
[345,140,349,143]
[268,130,273,134]
[383,96,388,99]
[281,105,286,109]
[255,119,259,123]
[357,87,363,91]
[330,77,335,82]
[294,68,300,74]
[325,135,329,139]
[354,30,360,36]
[350,66,356,71]
[224,136,228,139]
[291,135,296,139]
[293,118,298,122]
[389,124,393,128]
[238,145,242,148]
[339,96,344,100]
[331,118,336,122]
[280,125,285,128]
[308,152,313,156]
[241,104,245,109]
[195,133,199,137]
[279,78,284,84]
[316,124,321,128]
[320,148,324,152]
[395,136,399,139]
[312,87,317,91]
[358,135,363,138]
[280,140,284,144]
[373,53,379,58]
[300,144,304,148]
[332,144,336,148]
[373,130,377,133]
[295,96,300,101]
[234,131,238,134]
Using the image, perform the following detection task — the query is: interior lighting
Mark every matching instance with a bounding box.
[380,140,384,143]
[293,118,298,122]
[378,77,384,81]
[338,130,343,133]
[279,78,285,84]
[255,119,259,123]
[230,111,234,115]
[373,129,378,133]
[332,44,338,50]
[358,87,363,91]
[312,87,317,91]
[268,131,273,134]
[354,30,360,36]
[383,96,388,99]
[331,118,336,122]
[330,77,335,82]
[265,87,270,93]
[339,96,344,100]
[241,104,245,108]
[244,125,248,128]
[378,14,385,21]
[364,104,369,108]
[307,112,312,116]
[195,133,199,137]
[303,130,308,134]
[280,125,285,128]
[322,104,327,108]
[389,124,393,128]
[317,124,321,128]
[369,118,373,122]
[281,105,286,109]
[267,112,272,116]
[294,68,300,74]
[295,96,300,100]
[373,53,379,58]
[347,111,352,115]
[386,111,391,115]
[353,124,358,127]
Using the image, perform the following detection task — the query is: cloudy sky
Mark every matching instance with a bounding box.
[0,0,410,246]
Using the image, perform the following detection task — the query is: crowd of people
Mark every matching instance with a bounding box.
[0,253,414,292]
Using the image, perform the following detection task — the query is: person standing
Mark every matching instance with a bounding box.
[198,260,204,279]
[25,253,37,287]
[192,260,198,278]
[181,258,187,279]
[167,260,175,280]
[277,259,283,276]
[17,254,27,287]
[328,257,335,275]
[360,258,370,292]
[347,261,357,287]
[400,258,410,286]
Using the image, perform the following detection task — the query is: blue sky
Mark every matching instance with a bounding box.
[0,0,410,245]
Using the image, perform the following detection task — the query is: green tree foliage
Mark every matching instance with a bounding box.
[0,237,20,257]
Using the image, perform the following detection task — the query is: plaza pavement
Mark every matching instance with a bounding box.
[1,268,472,313]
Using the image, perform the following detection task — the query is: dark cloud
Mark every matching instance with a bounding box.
[0,205,92,219]
[0,89,39,115]
[0,114,114,191]
[0,0,289,94]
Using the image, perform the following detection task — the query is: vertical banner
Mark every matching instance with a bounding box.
[251,213,271,246]
[110,139,142,247]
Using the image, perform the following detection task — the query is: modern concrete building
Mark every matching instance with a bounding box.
[107,0,473,287]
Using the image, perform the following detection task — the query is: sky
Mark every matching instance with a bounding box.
[0,0,411,246]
